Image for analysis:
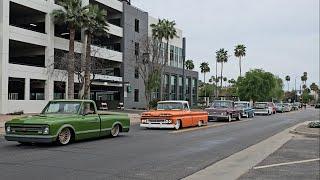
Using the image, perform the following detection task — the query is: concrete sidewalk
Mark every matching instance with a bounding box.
[183,122,318,180]
[239,134,320,180]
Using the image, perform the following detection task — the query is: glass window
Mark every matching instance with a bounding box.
[43,101,81,114]
[81,102,96,115]
[134,19,139,32]
[135,42,139,56]
[134,89,139,102]
[134,67,139,79]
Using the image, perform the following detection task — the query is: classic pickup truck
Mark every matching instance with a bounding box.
[235,101,255,118]
[205,100,241,122]
[140,101,208,130]
[5,100,130,145]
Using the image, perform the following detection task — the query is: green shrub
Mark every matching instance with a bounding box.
[149,99,160,109]
[308,121,320,128]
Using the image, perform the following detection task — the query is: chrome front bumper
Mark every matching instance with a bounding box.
[140,123,175,129]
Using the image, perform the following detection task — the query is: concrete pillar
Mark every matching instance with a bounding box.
[25,78,30,100]
[0,0,9,114]
[45,0,55,101]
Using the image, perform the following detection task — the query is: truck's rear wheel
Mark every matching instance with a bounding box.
[111,124,120,137]
[175,120,181,130]
[57,128,72,145]
[198,120,203,127]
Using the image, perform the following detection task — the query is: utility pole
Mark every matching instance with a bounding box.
[182,38,186,101]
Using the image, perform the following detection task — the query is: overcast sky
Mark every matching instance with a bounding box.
[132,0,319,90]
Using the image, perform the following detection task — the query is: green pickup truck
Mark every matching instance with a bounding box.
[5,100,130,145]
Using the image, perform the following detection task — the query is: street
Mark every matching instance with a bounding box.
[0,109,318,180]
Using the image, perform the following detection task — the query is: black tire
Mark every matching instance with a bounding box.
[236,113,241,120]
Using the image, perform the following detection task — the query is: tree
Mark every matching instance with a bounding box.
[237,69,283,102]
[234,44,246,77]
[82,4,108,100]
[223,77,228,87]
[310,83,319,92]
[285,75,290,92]
[185,60,195,70]
[301,75,307,85]
[216,48,229,88]
[52,0,86,99]
[200,62,210,102]
[136,38,165,109]
[150,19,178,100]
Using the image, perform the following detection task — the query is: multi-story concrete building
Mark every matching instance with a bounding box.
[0,0,198,114]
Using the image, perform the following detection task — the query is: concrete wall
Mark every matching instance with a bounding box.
[122,3,149,109]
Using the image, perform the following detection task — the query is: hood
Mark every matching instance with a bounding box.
[6,114,78,125]
[142,110,184,117]
[205,107,230,112]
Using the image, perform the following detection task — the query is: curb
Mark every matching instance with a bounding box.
[183,122,305,180]
[289,121,320,138]
[289,130,320,138]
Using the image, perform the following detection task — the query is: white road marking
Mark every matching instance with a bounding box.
[253,158,320,169]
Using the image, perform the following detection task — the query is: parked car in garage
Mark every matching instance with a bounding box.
[234,101,255,118]
[283,103,292,112]
[205,100,241,122]
[140,101,208,130]
[275,103,285,113]
[253,102,273,115]
[5,100,130,145]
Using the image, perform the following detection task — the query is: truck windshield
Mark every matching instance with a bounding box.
[211,101,232,108]
[157,103,183,110]
[42,102,81,114]
[254,103,267,109]
[235,103,248,108]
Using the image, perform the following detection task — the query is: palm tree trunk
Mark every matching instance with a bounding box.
[239,57,242,77]
[67,27,75,99]
[84,33,92,100]
[220,62,223,88]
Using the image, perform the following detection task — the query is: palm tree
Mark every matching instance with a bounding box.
[52,0,86,99]
[223,77,228,87]
[150,19,178,100]
[234,44,246,77]
[82,4,108,100]
[285,75,291,92]
[301,75,307,85]
[200,62,210,98]
[185,60,195,70]
[216,48,229,88]
[310,83,319,100]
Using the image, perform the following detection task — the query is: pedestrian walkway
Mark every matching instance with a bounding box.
[239,135,320,180]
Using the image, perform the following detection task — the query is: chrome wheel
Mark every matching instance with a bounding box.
[111,124,120,137]
[58,128,71,145]
[198,120,203,127]
[228,115,232,122]
[175,120,181,130]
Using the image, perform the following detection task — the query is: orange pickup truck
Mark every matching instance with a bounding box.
[140,101,208,130]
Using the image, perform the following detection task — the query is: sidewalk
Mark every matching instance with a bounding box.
[239,134,320,180]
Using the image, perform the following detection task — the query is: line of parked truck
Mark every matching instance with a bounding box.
[205,100,302,122]
[4,99,304,145]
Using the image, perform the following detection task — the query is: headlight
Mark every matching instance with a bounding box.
[43,126,50,135]
[141,120,147,123]
[6,126,11,133]
[221,112,227,116]
[164,120,172,124]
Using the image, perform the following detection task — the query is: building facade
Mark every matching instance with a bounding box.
[0,0,198,114]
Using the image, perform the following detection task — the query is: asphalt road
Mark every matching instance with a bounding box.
[0,109,318,180]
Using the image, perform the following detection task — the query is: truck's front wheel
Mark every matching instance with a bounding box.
[57,128,72,145]
[175,120,181,130]
[111,124,120,137]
